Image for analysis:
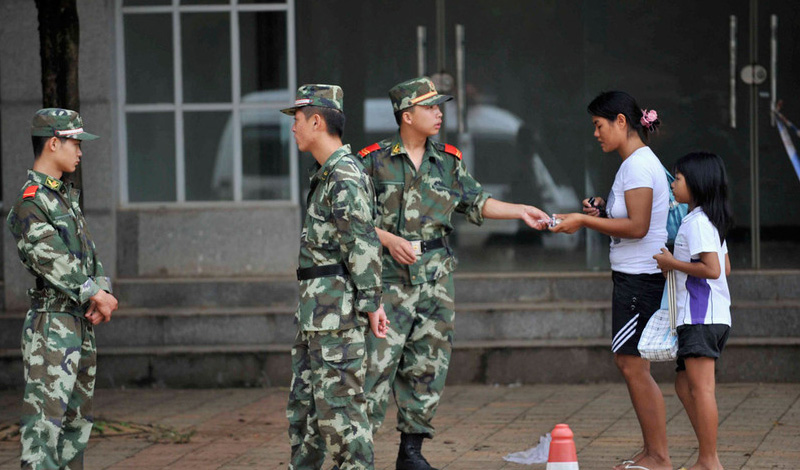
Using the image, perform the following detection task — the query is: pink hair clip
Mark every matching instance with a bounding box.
[640,109,658,130]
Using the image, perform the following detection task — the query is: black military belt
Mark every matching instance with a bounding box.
[296,263,349,281]
[410,237,446,255]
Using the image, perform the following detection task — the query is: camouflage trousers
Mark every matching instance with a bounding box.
[287,326,374,470]
[364,274,455,438]
[20,310,96,470]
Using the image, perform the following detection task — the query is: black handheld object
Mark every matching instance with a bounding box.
[587,197,607,218]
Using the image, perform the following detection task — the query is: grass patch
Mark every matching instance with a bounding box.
[0,420,195,444]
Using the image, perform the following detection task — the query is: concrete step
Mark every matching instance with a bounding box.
[113,276,298,309]
[458,300,800,340]
[456,270,800,303]
[108,273,612,308]
[3,271,797,313]
[1,271,797,388]
[449,337,800,384]
[102,273,574,310]
[2,337,798,388]
[104,270,800,309]
[0,301,796,345]
[1,300,798,349]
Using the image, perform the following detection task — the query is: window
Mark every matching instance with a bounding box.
[117,0,297,203]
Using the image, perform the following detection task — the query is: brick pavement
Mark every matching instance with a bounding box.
[0,383,798,469]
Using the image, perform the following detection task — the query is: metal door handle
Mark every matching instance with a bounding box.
[730,15,737,129]
[771,14,778,126]
[417,26,427,76]
[456,24,466,134]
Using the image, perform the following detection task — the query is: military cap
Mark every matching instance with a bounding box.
[30,108,99,141]
[389,77,453,113]
[280,84,344,116]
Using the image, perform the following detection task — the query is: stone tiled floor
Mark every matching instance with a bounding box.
[1,383,798,469]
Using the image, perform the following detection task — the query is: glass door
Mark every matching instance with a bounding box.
[442,0,800,271]
[745,0,800,268]
[292,0,800,271]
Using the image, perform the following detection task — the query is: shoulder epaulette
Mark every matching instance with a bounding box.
[443,144,462,160]
[22,186,39,200]
[358,143,382,158]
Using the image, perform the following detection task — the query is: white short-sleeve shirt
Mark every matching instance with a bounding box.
[673,207,731,326]
[606,146,669,274]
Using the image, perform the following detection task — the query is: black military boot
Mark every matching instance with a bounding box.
[396,433,439,470]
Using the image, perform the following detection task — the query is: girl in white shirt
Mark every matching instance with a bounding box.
[551,91,671,470]
[654,151,733,470]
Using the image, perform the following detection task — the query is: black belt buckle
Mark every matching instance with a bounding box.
[412,237,446,255]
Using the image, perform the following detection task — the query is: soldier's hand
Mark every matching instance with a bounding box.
[368,305,390,339]
[90,290,119,322]
[85,311,105,325]
[520,205,550,230]
[386,234,417,265]
[84,300,105,325]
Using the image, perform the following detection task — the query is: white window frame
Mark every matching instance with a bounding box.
[115,0,298,205]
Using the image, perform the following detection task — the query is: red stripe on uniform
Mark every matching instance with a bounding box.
[358,143,381,157]
[23,186,38,199]
[443,144,462,160]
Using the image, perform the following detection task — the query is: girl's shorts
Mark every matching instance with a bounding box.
[675,324,731,371]
[611,271,665,356]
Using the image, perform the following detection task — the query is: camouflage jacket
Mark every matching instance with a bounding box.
[359,133,490,285]
[6,170,111,316]
[297,145,383,331]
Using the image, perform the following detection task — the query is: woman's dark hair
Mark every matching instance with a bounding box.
[31,135,67,158]
[674,151,733,243]
[299,106,346,138]
[587,91,660,144]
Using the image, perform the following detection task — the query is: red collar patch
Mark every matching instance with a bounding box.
[23,186,38,199]
[443,144,462,160]
[358,143,381,157]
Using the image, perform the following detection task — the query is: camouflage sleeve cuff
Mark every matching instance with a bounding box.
[355,288,382,315]
[466,191,492,226]
[95,276,113,293]
[78,278,102,305]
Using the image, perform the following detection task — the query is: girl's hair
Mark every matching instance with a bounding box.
[587,91,660,144]
[674,151,733,243]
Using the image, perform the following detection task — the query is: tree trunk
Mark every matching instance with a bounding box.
[35,0,83,207]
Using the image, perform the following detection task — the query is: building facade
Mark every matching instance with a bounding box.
[2,0,799,312]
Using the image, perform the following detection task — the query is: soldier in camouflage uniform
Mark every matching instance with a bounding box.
[7,108,119,470]
[282,85,389,470]
[358,77,549,470]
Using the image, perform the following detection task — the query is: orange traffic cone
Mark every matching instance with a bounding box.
[546,423,579,469]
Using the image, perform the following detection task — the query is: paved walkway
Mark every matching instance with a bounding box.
[0,383,798,469]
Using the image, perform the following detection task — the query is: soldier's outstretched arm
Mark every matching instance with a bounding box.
[452,155,491,225]
[481,198,549,230]
[13,201,106,305]
[330,177,382,316]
